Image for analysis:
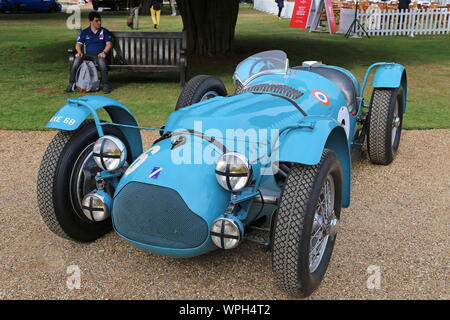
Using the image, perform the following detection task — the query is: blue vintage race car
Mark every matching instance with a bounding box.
[37,51,407,297]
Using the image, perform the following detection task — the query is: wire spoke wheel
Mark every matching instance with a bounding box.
[272,150,342,297]
[391,99,401,147]
[69,143,102,222]
[309,174,335,273]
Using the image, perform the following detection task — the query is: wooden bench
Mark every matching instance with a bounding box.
[69,31,187,86]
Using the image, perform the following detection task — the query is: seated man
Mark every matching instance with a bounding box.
[65,11,113,94]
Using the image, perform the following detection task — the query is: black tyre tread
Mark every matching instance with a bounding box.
[37,120,134,242]
[37,122,91,240]
[175,75,227,110]
[367,88,397,165]
[271,150,330,297]
[175,75,210,109]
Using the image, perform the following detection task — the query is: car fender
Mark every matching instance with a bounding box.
[278,118,351,207]
[373,64,407,113]
[45,96,143,160]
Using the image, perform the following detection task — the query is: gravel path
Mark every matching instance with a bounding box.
[0,129,448,300]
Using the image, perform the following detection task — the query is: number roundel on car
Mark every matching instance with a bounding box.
[125,153,148,175]
[337,106,350,139]
[312,90,330,106]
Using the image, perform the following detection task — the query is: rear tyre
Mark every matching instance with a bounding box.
[367,87,403,165]
[272,150,342,297]
[37,120,131,242]
[175,75,227,111]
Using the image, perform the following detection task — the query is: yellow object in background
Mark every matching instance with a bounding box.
[150,7,161,28]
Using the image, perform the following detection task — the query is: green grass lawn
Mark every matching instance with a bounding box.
[0,5,449,130]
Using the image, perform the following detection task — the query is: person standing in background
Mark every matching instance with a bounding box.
[170,0,176,16]
[397,0,411,29]
[398,0,411,10]
[276,0,284,20]
[127,0,141,29]
[150,0,163,29]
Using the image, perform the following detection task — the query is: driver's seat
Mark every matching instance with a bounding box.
[293,66,357,112]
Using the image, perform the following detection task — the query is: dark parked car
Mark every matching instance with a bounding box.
[92,0,127,11]
[0,0,61,12]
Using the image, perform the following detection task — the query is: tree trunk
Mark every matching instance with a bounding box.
[176,0,240,56]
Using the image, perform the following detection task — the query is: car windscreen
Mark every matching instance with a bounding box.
[233,50,288,87]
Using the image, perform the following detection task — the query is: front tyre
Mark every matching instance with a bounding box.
[37,120,130,242]
[272,150,342,297]
[367,87,404,165]
[175,75,227,110]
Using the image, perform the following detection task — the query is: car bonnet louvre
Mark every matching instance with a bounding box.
[237,84,304,100]
[235,84,307,116]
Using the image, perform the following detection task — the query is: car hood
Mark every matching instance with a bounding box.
[164,70,345,134]
[165,93,303,134]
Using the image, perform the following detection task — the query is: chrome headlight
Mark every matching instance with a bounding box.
[215,152,252,191]
[81,191,110,222]
[210,218,242,250]
[93,135,127,171]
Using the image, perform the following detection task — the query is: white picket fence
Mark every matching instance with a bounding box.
[356,9,450,36]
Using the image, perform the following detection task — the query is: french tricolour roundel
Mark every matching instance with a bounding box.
[312,90,330,106]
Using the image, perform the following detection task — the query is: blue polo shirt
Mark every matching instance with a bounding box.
[77,27,112,55]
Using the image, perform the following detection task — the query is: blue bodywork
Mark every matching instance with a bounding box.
[46,96,143,161]
[360,63,407,112]
[47,54,407,258]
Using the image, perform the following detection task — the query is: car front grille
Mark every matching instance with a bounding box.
[113,182,208,249]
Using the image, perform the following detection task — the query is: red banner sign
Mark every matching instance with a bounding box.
[325,0,337,33]
[289,0,313,29]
